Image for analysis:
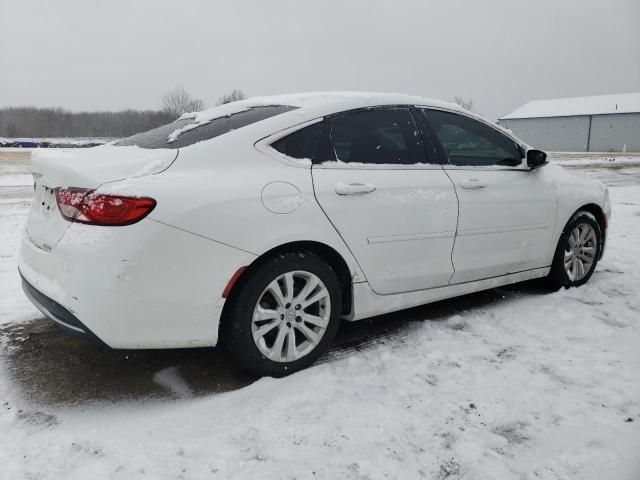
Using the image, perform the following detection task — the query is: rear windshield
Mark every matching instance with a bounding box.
[116,105,297,149]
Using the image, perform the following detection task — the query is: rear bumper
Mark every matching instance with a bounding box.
[19,218,256,349]
[21,275,107,345]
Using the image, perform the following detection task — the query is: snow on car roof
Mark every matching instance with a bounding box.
[500,92,640,120]
[189,91,461,115]
[167,92,465,143]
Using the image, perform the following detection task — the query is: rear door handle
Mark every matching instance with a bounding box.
[459,178,487,190]
[335,182,376,195]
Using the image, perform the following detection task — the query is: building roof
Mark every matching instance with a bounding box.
[500,92,640,120]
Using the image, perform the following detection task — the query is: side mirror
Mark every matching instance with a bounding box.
[527,149,547,169]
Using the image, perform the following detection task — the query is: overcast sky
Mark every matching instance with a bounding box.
[1,0,639,120]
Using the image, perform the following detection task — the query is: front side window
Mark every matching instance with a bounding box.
[326,108,427,165]
[424,109,522,167]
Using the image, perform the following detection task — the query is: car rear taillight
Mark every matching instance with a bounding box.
[55,187,156,226]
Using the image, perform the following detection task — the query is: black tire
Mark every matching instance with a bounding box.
[546,211,602,290]
[222,251,342,377]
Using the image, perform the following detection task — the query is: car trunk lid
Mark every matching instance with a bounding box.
[26,146,177,251]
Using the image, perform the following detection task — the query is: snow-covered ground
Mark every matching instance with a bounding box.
[0,153,639,479]
[550,152,640,168]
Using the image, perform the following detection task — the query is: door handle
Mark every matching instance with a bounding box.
[335,182,377,195]
[459,178,487,190]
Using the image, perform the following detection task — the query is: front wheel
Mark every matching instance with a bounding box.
[546,211,602,290]
[222,251,342,377]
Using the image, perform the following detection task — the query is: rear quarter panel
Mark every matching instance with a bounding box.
[99,129,366,284]
[20,217,255,348]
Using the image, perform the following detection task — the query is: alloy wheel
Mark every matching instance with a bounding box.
[564,223,597,282]
[251,270,331,363]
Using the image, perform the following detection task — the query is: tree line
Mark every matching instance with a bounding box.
[0,107,174,139]
[1,87,246,139]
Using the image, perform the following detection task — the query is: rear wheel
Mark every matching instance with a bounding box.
[546,211,602,290]
[222,251,342,377]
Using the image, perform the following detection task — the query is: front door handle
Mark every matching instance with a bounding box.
[459,178,487,190]
[335,182,376,195]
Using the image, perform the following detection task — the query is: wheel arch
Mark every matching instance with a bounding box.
[571,203,606,259]
[220,240,354,333]
[576,203,606,231]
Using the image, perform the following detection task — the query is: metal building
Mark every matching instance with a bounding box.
[498,92,640,152]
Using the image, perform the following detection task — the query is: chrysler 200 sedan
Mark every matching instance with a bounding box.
[19,92,611,376]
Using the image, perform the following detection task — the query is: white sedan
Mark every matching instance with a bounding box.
[19,92,611,376]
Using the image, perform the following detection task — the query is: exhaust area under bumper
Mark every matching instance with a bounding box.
[21,274,107,346]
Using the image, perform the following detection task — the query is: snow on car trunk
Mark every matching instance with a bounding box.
[26,146,177,251]
[30,146,178,189]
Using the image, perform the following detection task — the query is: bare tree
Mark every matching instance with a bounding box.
[217,89,246,105]
[161,86,205,118]
[453,96,476,113]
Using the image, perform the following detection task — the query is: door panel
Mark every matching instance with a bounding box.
[445,168,557,284]
[312,166,458,294]
[421,107,559,284]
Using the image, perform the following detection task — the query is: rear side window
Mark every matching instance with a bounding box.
[116,105,297,149]
[271,122,322,160]
[423,109,522,167]
[326,108,427,165]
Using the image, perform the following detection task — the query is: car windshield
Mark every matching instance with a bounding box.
[115,105,297,149]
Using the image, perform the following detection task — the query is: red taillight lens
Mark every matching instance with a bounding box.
[55,188,156,226]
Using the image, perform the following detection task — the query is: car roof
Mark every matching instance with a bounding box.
[243,91,461,111]
[159,91,527,155]
[178,91,467,130]
[169,92,502,148]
